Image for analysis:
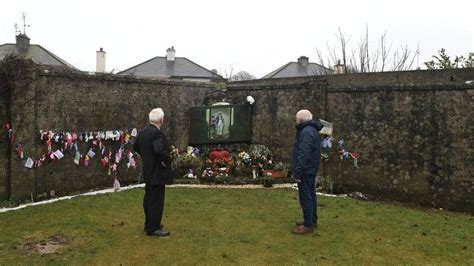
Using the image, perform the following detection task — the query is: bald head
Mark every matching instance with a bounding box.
[296,109,313,125]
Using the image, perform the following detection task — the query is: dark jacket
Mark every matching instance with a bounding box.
[133,124,174,185]
[292,120,324,178]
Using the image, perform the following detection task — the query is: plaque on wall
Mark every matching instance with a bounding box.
[189,104,251,144]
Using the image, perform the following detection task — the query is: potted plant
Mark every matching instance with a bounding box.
[262,161,289,179]
[262,174,273,188]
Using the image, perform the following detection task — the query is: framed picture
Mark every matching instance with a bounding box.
[189,104,251,144]
[208,107,232,140]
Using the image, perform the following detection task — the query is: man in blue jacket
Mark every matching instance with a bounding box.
[292,109,323,234]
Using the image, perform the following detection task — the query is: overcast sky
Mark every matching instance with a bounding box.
[1,0,473,77]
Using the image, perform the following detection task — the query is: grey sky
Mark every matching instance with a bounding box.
[1,0,473,77]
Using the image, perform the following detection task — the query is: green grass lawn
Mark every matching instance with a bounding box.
[0,187,472,265]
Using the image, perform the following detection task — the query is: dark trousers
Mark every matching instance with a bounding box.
[297,175,318,228]
[143,184,166,233]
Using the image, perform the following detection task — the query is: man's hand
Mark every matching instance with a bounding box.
[292,175,302,183]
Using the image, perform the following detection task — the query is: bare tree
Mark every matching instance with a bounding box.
[379,31,392,72]
[315,48,334,75]
[316,26,418,73]
[336,27,350,74]
[218,66,234,80]
[392,44,418,71]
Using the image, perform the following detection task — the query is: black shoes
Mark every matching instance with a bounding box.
[147,229,170,237]
[145,224,169,237]
[144,224,163,232]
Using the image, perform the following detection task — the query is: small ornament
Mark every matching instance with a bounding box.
[349,152,360,159]
[40,130,48,141]
[53,149,64,160]
[74,151,81,165]
[342,151,350,160]
[15,144,24,159]
[110,163,118,176]
[87,149,96,158]
[101,155,109,167]
[84,155,90,167]
[72,132,78,141]
[246,95,255,105]
[53,133,60,143]
[47,130,54,140]
[47,139,52,153]
[105,131,113,140]
[323,136,334,148]
[113,178,121,191]
[338,139,344,149]
[127,152,136,168]
[353,158,358,167]
[36,154,46,167]
[321,152,329,160]
[115,146,124,163]
[112,131,120,141]
[25,157,34,168]
[124,133,131,143]
[187,168,195,178]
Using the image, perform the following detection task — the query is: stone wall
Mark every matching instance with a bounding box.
[324,85,473,211]
[1,60,473,213]
[2,64,214,201]
[0,98,8,201]
[228,70,474,212]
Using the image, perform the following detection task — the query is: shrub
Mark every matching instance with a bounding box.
[171,153,204,178]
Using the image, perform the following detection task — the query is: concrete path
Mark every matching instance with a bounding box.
[0,183,346,213]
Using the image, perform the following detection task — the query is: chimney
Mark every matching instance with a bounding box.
[297,56,309,67]
[334,60,346,74]
[15,34,30,55]
[96,47,106,73]
[166,46,175,61]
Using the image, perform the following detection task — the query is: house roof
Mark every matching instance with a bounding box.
[118,56,222,79]
[0,43,77,69]
[262,61,333,79]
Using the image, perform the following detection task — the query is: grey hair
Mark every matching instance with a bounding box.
[149,108,164,124]
[296,109,313,122]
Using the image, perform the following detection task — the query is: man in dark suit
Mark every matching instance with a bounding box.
[133,108,174,237]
